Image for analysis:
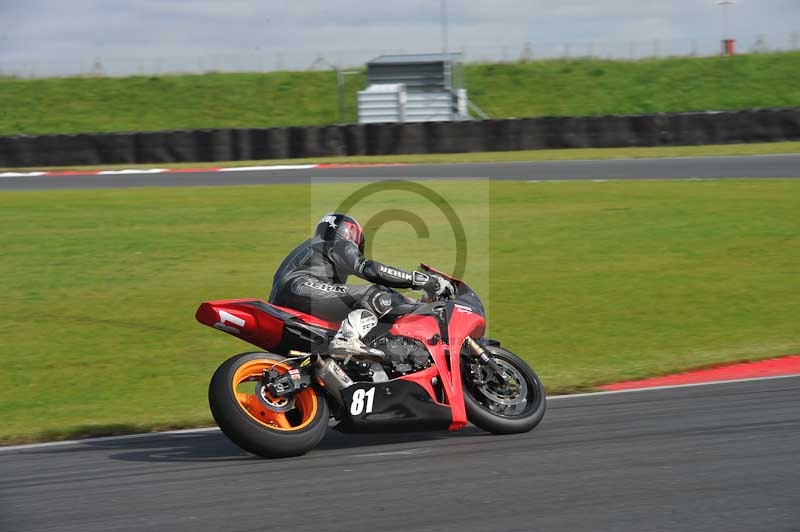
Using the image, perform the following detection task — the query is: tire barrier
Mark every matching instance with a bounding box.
[1,108,798,168]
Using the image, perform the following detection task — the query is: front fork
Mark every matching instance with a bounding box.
[464,337,511,384]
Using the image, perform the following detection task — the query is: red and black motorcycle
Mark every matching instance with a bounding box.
[195,264,546,458]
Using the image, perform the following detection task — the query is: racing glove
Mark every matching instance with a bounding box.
[413,272,454,299]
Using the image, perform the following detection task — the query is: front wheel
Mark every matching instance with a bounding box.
[208,351,329,458]
[461,345,546,434]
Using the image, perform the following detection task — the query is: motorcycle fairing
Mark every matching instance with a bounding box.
[337,378,452,433]
[384,311,485,431]
[197,293,487,432]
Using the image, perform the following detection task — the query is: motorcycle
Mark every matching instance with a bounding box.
[195,264,546,458]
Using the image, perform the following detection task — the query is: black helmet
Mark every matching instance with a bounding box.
[314,212,365,253]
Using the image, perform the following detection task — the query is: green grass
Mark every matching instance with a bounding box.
[1,179,799,443]
[1,52,799,135]
[468,52,800,118]
[4,141,800,173]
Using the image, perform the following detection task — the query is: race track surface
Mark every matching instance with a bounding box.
[2,155,798,531]
[2,154,800,190]
[3,376,798,532]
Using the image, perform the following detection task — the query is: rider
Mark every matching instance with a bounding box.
[268,212,453,362]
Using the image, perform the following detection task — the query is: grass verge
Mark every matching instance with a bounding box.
[1,179,799,443]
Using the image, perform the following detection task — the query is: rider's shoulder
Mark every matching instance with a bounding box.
[328,238,360,253]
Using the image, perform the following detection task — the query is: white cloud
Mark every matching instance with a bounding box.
[0,0,797,76]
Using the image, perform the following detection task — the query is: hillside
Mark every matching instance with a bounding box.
[1,52,798,135]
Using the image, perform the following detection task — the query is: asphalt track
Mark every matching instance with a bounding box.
[1,153,800,190]
[2,156,798,531]
[2,376,799,532]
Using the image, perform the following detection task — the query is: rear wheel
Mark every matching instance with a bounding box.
[209,351,329,458]
[461,345,546,434]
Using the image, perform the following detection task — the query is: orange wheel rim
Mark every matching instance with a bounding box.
[231,359,318,431]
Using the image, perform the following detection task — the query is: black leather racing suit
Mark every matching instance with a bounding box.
[268,237,419,322]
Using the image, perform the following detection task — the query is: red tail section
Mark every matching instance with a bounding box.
[196,299,340,352]
[196,299,286,351]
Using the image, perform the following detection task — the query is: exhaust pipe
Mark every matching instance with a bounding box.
[314,357,354,406]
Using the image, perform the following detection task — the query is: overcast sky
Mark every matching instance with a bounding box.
[1,1,798,76]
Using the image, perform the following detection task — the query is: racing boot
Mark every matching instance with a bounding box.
[329,309,385,364]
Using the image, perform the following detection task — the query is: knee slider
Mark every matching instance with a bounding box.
[367,287,394,317]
